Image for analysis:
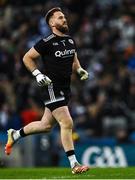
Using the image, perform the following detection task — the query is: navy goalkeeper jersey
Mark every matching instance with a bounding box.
[34,33,76,87]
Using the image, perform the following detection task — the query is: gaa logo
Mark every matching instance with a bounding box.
[82,146,127,167]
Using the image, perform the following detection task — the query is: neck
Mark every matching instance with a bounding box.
[52,28,66,37]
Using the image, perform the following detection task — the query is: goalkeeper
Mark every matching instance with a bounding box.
[5,7,89,174]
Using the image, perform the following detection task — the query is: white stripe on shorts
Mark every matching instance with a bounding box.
[44,97,65,105]
[48,84,56,102]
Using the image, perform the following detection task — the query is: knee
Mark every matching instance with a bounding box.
[45,125,52,132]
[41,122,52,132]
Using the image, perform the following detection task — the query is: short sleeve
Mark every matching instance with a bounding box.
[34,39,48,55]
[72,38,77,52]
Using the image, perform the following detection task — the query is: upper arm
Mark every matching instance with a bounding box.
[23,38,48,60]
[23,47,41,60]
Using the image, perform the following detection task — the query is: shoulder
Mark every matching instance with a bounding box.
[65,35,75,41]
[64,34,74,40]
[43,34,56,42]
[34,34,55,48]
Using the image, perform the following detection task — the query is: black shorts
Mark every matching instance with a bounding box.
[41,84,71,111]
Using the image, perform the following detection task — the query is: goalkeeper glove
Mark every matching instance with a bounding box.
[32,69,52,86]
[77,67,89,80]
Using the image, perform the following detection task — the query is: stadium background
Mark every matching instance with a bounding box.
[1,0,135,168]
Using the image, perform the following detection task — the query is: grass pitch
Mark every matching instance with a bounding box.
[0,167,135,179]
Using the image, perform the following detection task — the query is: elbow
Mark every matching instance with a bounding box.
[23,52,30,65]
[23,53,27,63]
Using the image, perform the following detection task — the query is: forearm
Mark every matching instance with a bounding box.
[72,58,81,72]
[72,53,88,80]
[72,53,81,72]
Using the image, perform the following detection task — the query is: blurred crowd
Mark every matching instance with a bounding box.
[1,0,135,143]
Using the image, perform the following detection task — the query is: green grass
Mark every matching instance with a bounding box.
[0,167,135,179]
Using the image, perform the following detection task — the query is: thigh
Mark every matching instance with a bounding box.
[52,106,73,126]
[41,107,56,127]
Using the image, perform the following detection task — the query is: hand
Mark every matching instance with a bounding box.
[32,69,52,86]
[36,74,52,86]
[77,67,89,81]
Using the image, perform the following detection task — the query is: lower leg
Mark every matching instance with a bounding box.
[23,120,51,135]
[13,121,51,141]
[58,117,89,173]
[52,106,78,168]
[60,123,74,151]
[60,123,79,168]
[11,107,56,141]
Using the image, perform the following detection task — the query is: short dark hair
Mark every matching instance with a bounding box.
[45,7,62,25]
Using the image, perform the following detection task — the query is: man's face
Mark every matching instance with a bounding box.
[50,11,69,33]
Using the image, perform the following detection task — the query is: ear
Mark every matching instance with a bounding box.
[49,18,55,27]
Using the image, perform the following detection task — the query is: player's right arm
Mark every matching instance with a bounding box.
[23,47,52,86]
[23,47,40,72]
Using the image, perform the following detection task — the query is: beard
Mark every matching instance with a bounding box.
[55,23,69,33]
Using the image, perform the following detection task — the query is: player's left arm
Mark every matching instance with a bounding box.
[72,52,89,81]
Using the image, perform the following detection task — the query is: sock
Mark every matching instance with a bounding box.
[66,150,78,168]
[19,128,26,137]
